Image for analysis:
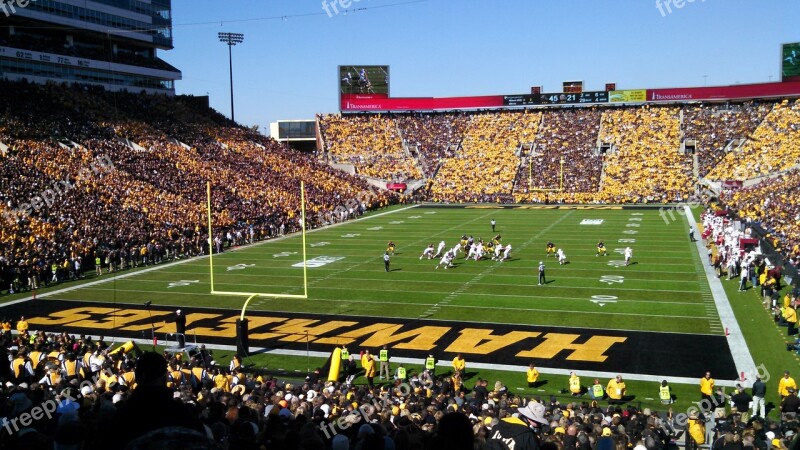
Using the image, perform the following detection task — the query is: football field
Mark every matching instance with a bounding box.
[4,204,751,382]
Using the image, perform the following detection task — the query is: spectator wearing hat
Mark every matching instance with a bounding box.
[490,400,547,450]
[752,375,767,417]
[731,384,753,422]
[781,387,800,420]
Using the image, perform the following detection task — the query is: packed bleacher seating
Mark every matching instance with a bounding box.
[706,99,800,181]
[0,80,397,295]
[596,105,693,203]
[0,325,795,450]
[514,107,603,202]
[428,111,541,202]
[683,101,773,177]
[396,112,471,178]
[320,114,422,181]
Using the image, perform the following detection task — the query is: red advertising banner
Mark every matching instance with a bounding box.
[340,82,800,111]
[648,81,800,102]
[341,93,505,111]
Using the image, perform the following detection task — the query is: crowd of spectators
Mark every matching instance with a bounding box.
[428,111,541,203]
[707,100,800,181]
[320,115,422,182]
[513,108,603,203]
[683,101,773,177]
[396,113,471,178]
[0,323,798,450]
[0,80,397,295]
[597,105,693,203]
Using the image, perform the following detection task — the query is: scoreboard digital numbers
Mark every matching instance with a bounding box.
[504,91,608,106]
[539,91,609,104]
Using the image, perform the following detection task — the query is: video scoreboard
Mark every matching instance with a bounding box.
[503,91,609,106]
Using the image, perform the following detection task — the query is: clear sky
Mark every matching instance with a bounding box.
[164,0,798,132]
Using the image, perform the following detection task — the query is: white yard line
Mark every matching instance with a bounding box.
[686,206,756,382]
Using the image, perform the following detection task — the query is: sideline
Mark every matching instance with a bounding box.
[0,204,419,308]
[686,205,757,382]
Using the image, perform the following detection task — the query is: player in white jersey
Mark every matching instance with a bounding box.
[474,242,485,261]
[502,243,512,261]
[420,243,435,260]
[624,247,633,266]
[557,248,567,265]
[434,240,446,258]
[493,244,504,261]
[450,244,461,258]
[435,251,454,270]
[466,243,477,260]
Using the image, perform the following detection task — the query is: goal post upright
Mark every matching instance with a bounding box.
[206,180,309,300]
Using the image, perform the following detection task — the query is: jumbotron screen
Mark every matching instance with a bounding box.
[339,65,390,96]
[783,43,800,82]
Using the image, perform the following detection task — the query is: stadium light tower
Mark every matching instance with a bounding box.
[218,32,244,124]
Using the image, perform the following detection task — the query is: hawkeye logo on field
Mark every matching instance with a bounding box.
[580,219,604,225]
[292,256,345,268]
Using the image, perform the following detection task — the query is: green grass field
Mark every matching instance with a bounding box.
[4,203,799,416]
[50,205,714,333]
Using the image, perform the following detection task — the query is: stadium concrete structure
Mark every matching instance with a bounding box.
[0,0,181,95]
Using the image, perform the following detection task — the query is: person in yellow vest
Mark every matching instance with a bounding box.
[568,372,581,396]
[191,363,208,392]
[779,370,798,400]
[62,353,82,382]
[659,380,673,404]
[786,303,799,336]
[95,254,102,276]
[452,353,466,375]
[11,350,33,382]
[340,346,349,362]
[168,363,185,388]
[700,371,714,402]
[606,375,626,403]
[28,346,45,370]
[379,345,391,380]
[424,354,436,377]
[119,364,136,389]
[363,352,376,388]
[42,365,62,386]
[16,316,29,336]
[395,364,407,382]
[527,363,539,388]
[589,379,605,400]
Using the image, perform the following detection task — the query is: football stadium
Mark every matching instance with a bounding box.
[0,1,799,449]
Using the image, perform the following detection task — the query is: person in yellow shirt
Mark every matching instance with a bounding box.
[779,370,797,399]
[606,375,626,403]
[452,354,466,374]
[568,372,581,396]
[16,316,29,336]
[700,371,714,402]
[527,363,539,388]
[363,352,376,389]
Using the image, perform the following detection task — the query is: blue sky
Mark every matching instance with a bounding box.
[164,0,798,132]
